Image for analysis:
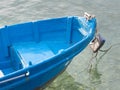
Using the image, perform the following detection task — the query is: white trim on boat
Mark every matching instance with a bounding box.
[0,70,4,78]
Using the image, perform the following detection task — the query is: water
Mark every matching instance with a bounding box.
[0,0,120,90]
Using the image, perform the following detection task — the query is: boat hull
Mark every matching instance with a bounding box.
[7,59,72,90]
[0,16,96,90]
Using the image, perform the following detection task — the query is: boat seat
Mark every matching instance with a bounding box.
[9,42,55,68]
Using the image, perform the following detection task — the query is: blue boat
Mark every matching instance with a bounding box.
[0,14,96,90]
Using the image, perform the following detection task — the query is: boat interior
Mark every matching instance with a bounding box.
[0,17,87,78]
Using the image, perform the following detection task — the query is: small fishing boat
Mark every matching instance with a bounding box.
[0,13,96,90]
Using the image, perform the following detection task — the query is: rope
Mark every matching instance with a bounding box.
[89,43,120,69]
[79,43,120,73]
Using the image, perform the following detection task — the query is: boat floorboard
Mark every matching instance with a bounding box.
[12,41,69,65]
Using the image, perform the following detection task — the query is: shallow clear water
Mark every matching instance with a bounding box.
[0,0,120,90]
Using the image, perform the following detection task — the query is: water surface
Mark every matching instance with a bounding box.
[0,0,120,90]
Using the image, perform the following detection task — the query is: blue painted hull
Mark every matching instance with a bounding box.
[0,16,96,90]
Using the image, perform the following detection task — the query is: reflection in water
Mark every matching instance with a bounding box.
[45,71,89,90]
[88,43,120,89]
[88,53,102,86]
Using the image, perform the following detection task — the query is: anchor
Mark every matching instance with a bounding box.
[84,12,105,53]
[89,31,105,53]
